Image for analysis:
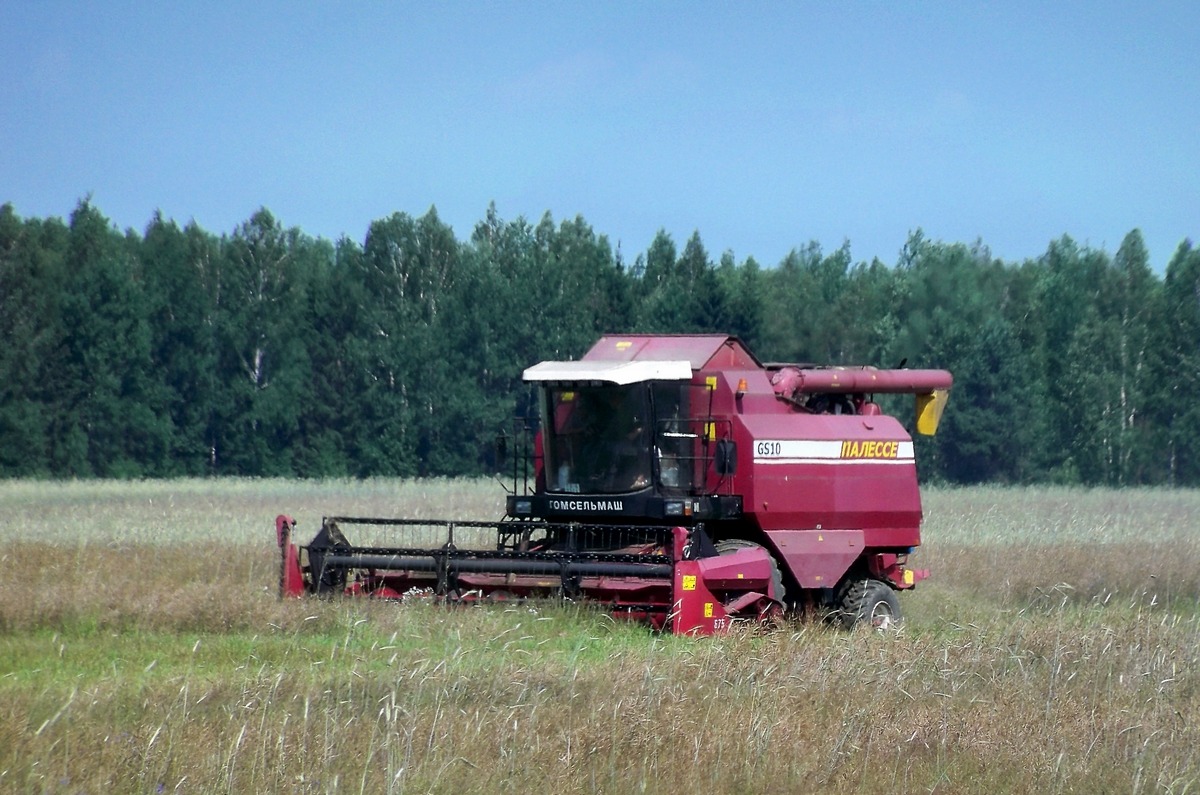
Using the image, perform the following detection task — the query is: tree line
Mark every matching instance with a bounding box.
[1,199,1198,485]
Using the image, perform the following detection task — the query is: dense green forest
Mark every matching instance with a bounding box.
[1,199,1197,485]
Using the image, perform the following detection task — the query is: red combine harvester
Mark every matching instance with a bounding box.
[276,335,952,634]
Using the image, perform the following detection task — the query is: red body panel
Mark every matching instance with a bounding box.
[732,412,923,541]
[763,529,865,589]
[688,369,922,537]
[583,334,761,370]
[671,555,776,634]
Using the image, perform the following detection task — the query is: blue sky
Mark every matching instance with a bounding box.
[3,2,1198,269]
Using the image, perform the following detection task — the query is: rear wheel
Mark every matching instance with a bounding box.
[715,539,785,602]
[835,577,900,630]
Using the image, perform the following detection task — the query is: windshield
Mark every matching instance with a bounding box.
[541,382,697,495]
[651,382,692,492]
[543,384,651,494]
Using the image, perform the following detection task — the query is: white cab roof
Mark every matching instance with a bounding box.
[522,359,693,385]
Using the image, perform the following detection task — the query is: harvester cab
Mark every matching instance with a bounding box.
[508,356,744,528]
[277,334,952,634]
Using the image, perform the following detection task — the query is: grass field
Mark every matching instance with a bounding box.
[2,480,1199,793]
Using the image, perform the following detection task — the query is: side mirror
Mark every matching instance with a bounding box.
[714,439,738,476]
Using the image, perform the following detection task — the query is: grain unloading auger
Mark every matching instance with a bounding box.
[277,335,952,634]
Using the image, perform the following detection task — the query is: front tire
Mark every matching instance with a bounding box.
[835,577,901,630]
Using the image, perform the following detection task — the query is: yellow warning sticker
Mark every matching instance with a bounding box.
[682,575,697,591]
[616,341,632,350]
[704,602,713,618]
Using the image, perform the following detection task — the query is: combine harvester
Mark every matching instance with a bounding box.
[276,335,951,634]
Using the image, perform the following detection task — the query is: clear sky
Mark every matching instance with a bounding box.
[3,2,1198,269]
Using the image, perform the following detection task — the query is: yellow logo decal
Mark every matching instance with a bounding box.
[682,574,697,591]
[840,440,900,459]
[616,341,632,350]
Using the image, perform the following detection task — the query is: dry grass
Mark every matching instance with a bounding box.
[917,486,1200,617]
[0,478,507,546]
[2,481,1200,793]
